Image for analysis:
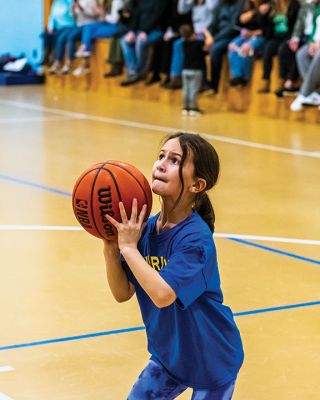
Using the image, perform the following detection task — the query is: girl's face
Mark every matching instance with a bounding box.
[152,138,196,200]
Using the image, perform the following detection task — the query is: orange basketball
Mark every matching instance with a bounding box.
[72,161,153,240]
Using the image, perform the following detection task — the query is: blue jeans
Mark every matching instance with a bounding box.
[81,22,120,52]
[53,27,76,61]
[228,35,265,80]
[128,359,236,400]
[182,69,202,110]
[65,26,82,60]
[120,30,163,75]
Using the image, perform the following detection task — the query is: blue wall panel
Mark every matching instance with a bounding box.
[0,0,44,64]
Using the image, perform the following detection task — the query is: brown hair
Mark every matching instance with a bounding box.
[163,132,220,232]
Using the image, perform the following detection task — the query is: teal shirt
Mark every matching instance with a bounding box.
[274,13,289,36]
[47,0,75,31]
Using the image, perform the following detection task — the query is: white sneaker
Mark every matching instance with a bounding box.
[181,109,189,116]
[75,48,91,58]
[72,66,90,77]
[290,95,307,111]
[308,91,320,105]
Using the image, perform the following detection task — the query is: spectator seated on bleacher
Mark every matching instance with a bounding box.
[43,0,75,69]
[227,0,273,87]
[49,0,102,75]
[206,0,244,94]
[73,0,126,76]
[275,0,317,97]
[290,0,320,111]
[257,0,300,93]
[120,0,168,86]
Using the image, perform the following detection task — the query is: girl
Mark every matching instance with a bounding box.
[103,132,244,400]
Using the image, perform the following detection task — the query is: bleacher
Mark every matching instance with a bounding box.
[46,39,320,124]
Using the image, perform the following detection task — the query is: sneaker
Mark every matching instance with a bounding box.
[60,64,71,75]
[230,77,247,87]
[163,76,182,90]
[188,108,203,116]
[75,48,91,58]
[290,94,307,111]
[181,109,189,116]
[72,66,90,77]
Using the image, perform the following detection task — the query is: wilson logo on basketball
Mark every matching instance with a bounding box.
[98,187,115,237]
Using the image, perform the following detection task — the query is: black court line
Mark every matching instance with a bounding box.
[0,301,319,352]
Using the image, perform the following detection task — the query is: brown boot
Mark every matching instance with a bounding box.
[258,79,270,93]
[163,76,182,90]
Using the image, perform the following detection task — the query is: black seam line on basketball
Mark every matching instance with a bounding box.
[103,162,150,211]
[91,167,105,238]
[72,168,101,203]
[102,167,123,202]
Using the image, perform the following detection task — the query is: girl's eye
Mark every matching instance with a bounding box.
[171,157,180,165]
[158,153,164,160]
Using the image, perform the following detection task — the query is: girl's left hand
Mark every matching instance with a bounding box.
[106,199,147,253]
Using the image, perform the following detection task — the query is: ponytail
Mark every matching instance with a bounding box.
[194,192,215,233]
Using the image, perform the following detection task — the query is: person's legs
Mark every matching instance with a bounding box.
[170,37,184,79]
[53,27,73,62]
[296,44,311,80]
[188,70,202,111]
[182,70,190,111]
[209,38,230,92]
[299,49,320,96]
[127,359,187,400]
[120,36,138,76]
[262,38,281,80]
[191,380,236,400]
[66,26,82,61]
[81,22,119,53]
[135,30,163,74]
[242,36,265,81]
[228,36,245,79]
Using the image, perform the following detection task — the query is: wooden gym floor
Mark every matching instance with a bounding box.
[0,85,319,400]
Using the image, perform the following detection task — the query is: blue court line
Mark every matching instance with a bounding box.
[0,301,319,352]
[0,174,72,197]
[228,238,320,265]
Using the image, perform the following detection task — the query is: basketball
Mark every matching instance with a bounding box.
[72,161,153,240]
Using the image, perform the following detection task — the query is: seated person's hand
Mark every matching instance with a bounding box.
[308,42,320,57]
[240,28,251,40]
[288,38,299,52]
[240,43,253,56]
[228,42,239,52]
[125,31,136,43]
[164,27,177,41]
[137,31,147,41]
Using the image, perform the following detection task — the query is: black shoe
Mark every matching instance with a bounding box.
[160,76,170,87]
[120,74,141,87]
[163,76,182,90]
[145,74,161,86]
[275,87,284,98]
[230,77,247,87]
[104,68,122,78]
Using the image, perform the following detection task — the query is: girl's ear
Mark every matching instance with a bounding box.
[191,178,207,193]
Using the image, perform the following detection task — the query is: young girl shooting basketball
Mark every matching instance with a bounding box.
[103,132,244,399]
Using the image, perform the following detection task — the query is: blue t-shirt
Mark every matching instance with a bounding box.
[122,212,244,390]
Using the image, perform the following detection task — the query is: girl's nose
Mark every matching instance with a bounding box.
[157,159,166,171]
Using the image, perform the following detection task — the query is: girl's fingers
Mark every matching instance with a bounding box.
[130,198,138,222]
[119,202,128,223]
[138,204,147,225]
[105,213,119,229]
